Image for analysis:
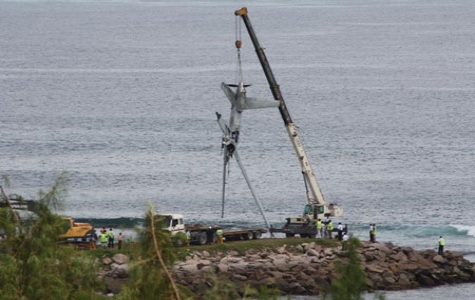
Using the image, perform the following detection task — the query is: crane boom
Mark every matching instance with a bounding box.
[234,7,342,219]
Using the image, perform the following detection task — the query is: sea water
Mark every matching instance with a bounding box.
[1,0,474,298]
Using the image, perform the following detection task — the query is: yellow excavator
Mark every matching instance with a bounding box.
[1,194,96,250]
[57,216,96,250]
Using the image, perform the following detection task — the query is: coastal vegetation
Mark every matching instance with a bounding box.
[0,175,103,300]
[0,175,283,299]
[5,175,472,300]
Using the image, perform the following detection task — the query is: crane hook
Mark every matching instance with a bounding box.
[235,40,242,49]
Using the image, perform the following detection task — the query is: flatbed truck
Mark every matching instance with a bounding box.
[158,213,266,245]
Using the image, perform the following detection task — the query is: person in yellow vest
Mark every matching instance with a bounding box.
[316,219,323,238]
[99,231,108,248]
[107,228,115,248]
[216,228,224,244]
[371,224,377,243]
[438,236,445,256]
[326,220,334,239]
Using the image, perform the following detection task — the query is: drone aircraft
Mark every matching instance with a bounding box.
[216,81,279,229]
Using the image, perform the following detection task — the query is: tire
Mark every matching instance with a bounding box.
[174,238,184,247]
[253,231,262,239]
[285,233,295,238]
[243,231,253,240]
[300,233,308,238]
[198,232,207,245]
[173,232,186,247]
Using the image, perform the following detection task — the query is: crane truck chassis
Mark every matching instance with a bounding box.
[233,8,343,238]
[158,214,266,246]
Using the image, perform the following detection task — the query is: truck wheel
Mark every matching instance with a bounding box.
[243,232,253,240]
[198,232,207,245]
[285,233,295,238]
[253,231,262,239]
[174,238,184,247]
[173,232,187,247]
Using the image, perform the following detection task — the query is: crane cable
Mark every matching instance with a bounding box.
[235,16,243,84]
[222,16,243,218]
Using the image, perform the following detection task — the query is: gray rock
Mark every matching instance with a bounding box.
[306,248,319,257]
[232,274,247,281]
[108,263,129,278]
[102,256,112,265]
[112,253,129,265]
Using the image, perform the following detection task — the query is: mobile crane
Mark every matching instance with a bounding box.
[234,8,343,237]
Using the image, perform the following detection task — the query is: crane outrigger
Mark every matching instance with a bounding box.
[234,7,343,237]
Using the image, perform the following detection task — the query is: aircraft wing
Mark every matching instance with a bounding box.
[221,82,237,106]
[216,112,230,134]
[243,97,280,110]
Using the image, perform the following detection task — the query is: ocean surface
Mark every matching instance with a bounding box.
[1,0,474,298]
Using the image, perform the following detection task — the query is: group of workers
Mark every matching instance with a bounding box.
[315,220,446,256]
[315,219,348,240]
[96,228,123,250]
[88,224,446,257]
[316,219,349,250]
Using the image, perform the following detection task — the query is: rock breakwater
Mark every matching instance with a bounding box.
[172,241,475,296]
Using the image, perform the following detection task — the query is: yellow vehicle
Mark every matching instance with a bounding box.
[1,195,96,250]
[57,217,96,250]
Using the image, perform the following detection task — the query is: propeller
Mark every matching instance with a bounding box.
[225,83,251,88]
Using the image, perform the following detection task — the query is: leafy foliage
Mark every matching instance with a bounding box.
[321,237,386,300]
[116,209,195,300]
[0,174,106,300]
[202,277,280,300]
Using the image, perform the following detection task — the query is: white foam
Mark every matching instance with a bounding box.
[451,224,475,238]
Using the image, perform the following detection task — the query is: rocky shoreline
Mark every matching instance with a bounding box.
[173,241,475,296]
[101,241,475,297]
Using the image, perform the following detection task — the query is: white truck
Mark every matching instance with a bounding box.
[158,213,266,246]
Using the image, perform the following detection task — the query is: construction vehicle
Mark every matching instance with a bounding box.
[158,213,266,246]
[1,194,96,249]
[57,216,96,250]
[234,8,343,238]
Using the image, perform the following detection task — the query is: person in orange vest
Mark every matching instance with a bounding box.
[89,230,97,249]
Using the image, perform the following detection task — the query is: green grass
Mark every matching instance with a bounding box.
[177,237,339,258]
[81,237,339,262]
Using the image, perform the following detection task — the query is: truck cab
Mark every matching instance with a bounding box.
[158,214,185,236]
